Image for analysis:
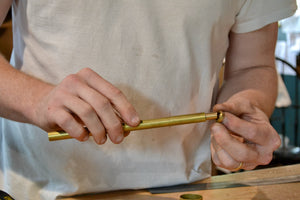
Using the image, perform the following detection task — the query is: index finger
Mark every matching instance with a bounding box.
[77,68,140,126]
[222,112,273,146]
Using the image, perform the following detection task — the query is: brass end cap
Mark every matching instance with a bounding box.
[216,111,224,123]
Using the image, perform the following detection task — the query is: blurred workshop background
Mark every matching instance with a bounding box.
[271,1,300,168]
[1,4,300,172]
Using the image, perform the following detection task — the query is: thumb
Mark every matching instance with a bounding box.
[213,99,256,117]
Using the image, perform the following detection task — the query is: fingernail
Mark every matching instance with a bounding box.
[116,135,124,143]
[131,116,140,125]
[100,137,107,144]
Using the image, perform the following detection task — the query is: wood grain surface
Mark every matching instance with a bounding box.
[60,164,300,200]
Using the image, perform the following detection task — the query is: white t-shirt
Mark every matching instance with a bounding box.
[1,0,297,199]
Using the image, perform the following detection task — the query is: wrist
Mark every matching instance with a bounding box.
[25,81,54,128]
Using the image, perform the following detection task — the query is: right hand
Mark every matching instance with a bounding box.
[211,98,281,171]
[34,68,140,144]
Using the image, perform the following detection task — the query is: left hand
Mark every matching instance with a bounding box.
[210,99,281,171]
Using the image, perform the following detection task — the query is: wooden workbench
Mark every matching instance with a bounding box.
[61,164,300,200]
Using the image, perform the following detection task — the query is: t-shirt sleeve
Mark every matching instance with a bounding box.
[231,0,297,33]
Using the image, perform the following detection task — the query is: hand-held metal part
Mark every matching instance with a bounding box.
[48,111,224,141]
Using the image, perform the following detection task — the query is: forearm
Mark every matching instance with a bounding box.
[216,23,278,117]
[212,62,280,171]
[216,64,278,117]
[211,23,283,171]
[0,54,53,125]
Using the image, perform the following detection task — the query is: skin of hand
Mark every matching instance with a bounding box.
[34,68,141,144]
[0,55,140,144]
[210,22,281,171]
[211,97,281,171]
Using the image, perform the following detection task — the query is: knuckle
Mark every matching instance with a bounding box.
[65,74,80,83]
[246,126,258,141]
[52,89,66,99]
[93,95,113,113]
[78,67,93,76]
[98,98,111,111]
[47,93,67,109]
[259,153,273,165]
[241,99,254,111]
[270,130,281,150]
[273,136,281,150]
[57,114,73,129]
[261,157,272,165]
[61,74,81,88]
[221,102,235,112]
[226,101,235,108]
[79,104,94,118]
[110,87,123,98]
[77,68,98,81]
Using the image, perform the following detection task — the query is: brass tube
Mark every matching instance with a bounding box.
[48,111,224,141]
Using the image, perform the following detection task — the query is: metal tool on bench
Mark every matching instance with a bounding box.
[149,174,300,194]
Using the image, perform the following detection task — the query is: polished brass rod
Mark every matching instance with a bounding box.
[48,111,224,141]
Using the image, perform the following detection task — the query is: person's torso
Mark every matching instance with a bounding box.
[4,0,245,199]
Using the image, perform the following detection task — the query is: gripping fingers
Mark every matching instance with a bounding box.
[221,112,275,146]
[51,109,89,141]
[63,94,108,144]
[77,68,140,127]
[75,85,125,144]
[211,122,259,170]
[211,132,245,170]
[47,69,139,144]
[211,136,246,170]
[86,95,125,144]
[220,112,280,165]
[63,72,127,144]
